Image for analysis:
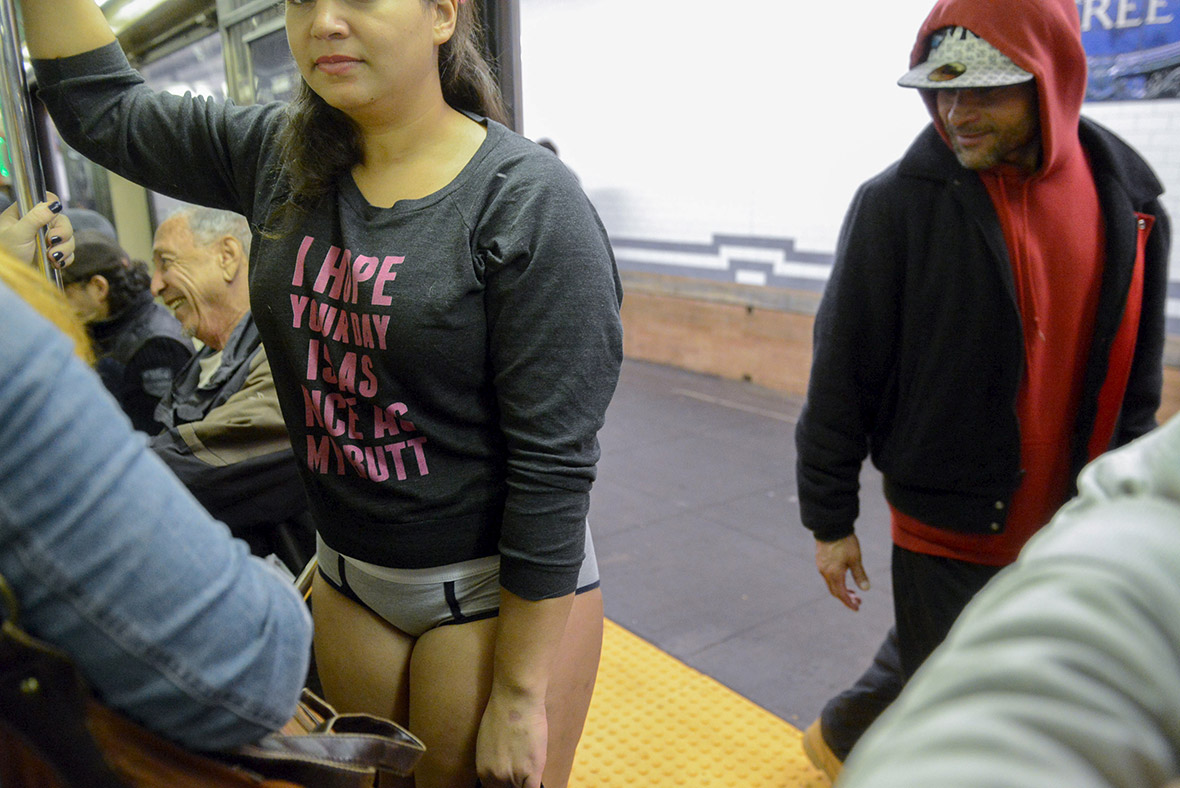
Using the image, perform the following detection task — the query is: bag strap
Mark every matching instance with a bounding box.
[0,571,130,788]
[219,690,425,788]
[0,571,285,787]
[0,570,424,788]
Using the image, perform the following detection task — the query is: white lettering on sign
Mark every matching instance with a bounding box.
[1077,0,1174,31]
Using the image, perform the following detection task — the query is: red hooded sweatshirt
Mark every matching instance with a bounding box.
[892,0,1145,565]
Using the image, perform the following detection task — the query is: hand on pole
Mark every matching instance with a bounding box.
[0,194,74,268]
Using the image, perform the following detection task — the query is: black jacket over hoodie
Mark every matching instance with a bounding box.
[795,118,1168,543]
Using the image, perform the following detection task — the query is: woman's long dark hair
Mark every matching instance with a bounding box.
[268,1,508,233]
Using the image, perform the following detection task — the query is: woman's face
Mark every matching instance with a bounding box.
[285,0,456,123]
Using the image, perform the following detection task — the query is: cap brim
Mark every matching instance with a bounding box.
[897,60,1035,89]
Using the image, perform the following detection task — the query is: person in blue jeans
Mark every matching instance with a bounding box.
[0,249,312,750]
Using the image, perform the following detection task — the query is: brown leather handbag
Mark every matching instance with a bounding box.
[0,571,424,788]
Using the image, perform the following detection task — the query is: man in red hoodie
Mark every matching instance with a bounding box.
[794,0,1169,780]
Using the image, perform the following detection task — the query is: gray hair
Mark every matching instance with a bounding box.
[168,206,252,257]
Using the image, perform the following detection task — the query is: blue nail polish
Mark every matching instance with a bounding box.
[48,201,62,213]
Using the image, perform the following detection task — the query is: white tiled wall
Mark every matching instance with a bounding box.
[518,0,1180,331]
[1085,100,1180,272]
[518,0,931,252]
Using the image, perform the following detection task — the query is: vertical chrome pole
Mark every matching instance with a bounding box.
[0,0,54,284]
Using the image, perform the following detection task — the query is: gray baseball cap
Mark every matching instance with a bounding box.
[898,26,1033,89]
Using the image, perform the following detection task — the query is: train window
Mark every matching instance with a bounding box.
[247,27,297,104]
[140,32,227,101]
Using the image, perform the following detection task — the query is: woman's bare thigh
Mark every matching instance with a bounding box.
[311,572,415,722]
[407,589,603,788]
[313,574,603,788]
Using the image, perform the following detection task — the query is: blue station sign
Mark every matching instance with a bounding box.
[1079,0,1180,99]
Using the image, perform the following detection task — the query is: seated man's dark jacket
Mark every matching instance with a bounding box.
[90,289,192,433]
[795,119,1169,543]
[151,312,308,536]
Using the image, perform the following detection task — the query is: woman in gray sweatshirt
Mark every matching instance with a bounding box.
[19,2,624,786]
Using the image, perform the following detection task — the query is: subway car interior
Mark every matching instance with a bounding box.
[3,1,1177,787]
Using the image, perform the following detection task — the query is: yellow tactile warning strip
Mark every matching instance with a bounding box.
[569,620,831,787]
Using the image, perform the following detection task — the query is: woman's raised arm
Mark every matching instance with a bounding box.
[16,0,116,59]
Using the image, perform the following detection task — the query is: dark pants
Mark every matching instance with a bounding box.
[819,625,904,760]
[819,544,1003,760]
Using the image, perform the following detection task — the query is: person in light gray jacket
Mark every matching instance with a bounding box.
[838,411,1180,788]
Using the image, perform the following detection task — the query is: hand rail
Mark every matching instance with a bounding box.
[0,0,55,285]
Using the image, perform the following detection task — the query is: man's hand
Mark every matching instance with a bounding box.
[815,534,871,611]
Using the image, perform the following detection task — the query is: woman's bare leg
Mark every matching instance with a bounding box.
[404,615,496,787]
[539,588,603,786]
[312,574,419,786]
[408,589,603,788]
[311,573,416,718]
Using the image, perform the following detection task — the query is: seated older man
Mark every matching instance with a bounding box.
[149,206,313,572]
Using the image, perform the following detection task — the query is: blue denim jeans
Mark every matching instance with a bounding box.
[0,281,311,750]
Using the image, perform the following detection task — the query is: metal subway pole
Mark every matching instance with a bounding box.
[0,0,54,285]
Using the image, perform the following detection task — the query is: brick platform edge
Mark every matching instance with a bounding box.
[619,272,1180,423]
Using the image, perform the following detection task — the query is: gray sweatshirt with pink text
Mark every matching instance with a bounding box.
[36,42,623,600]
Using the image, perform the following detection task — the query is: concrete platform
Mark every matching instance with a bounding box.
[589,359,896,729]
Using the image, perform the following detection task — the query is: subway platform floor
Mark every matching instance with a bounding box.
[588,359,896,730]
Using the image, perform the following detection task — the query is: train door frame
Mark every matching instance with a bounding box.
[480,0,523,131]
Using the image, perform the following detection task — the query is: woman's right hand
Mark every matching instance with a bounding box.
[475,683,548,788]
[0,195,75,268]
